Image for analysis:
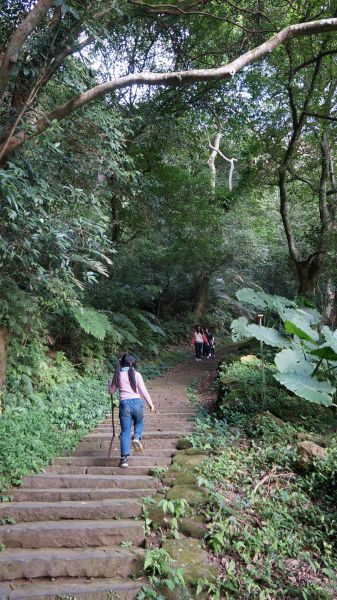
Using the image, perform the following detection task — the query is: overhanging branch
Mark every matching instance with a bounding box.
[2,16,337,159]
[0,0,54,101]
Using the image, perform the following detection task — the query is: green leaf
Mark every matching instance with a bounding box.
[322,326,337,354]
[246,324,290,348]
[282,309,319,342]
[309,346,337,361]
[236,287,269,308]
[236,288,296,313]
[274,373,335,406]
[230,316,250,342]
[275,348,314,375]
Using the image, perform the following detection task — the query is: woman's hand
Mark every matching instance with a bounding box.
[150,406,155,413]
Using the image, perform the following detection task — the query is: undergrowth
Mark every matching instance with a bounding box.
[181,359,337,598]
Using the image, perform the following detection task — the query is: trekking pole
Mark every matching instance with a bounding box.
[107,394,116,467]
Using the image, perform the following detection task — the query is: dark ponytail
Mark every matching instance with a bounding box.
[112,352,138,393]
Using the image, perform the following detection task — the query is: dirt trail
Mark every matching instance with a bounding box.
[0,352,220,600]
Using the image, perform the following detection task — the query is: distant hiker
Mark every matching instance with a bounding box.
[191,326,208,361]
[207,330,215,357]
[108,352,155,468]
[203,327,211,358]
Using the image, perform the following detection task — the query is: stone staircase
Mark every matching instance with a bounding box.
[0,360,203,600]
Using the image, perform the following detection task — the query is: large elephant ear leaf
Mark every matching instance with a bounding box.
[322,326,337,354]
[236,288,268,309]
[310,346,337,361]
[236,288,295,314]
[275,348,315,375]
[231,316,250,341]
[282,309,319,342]
[274,373,335,407]
[247,324,291,348]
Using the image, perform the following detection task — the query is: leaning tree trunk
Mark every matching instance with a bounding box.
[0,327,10,414]
[193,277,209,318]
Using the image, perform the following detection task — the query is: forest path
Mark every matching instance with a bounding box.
[0,350,221,600]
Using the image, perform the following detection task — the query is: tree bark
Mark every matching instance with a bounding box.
[0,327,10,414]
[324,279,337,326]
[193,276,209,317]
[208,131,221,193]
[295,254,324,297]
[0,0,54,101]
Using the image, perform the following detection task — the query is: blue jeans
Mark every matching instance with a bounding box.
[119,398,144,457]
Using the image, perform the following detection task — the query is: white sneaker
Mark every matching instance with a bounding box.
[132,438,143,453]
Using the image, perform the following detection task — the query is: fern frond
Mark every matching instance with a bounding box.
[72,307,111,340]
[129,309,165,337]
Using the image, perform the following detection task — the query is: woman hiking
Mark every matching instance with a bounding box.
[108,352,155,468]
[191,326,208,361]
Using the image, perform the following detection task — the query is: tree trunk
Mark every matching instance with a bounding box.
[295,254,323,297]
[193,277,209,317]
[0,327,10,414]
[324,279,337,327]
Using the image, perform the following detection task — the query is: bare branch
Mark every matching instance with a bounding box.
[293,47,337,73]
[0,0,54,101]
[286,165,318,193]
[304,111,337,121]
[208,131,221,192]
[209,141,237,191]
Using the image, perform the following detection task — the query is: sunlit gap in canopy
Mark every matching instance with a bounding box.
[80,33,178,107]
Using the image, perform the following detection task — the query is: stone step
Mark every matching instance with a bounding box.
[0,577,146,599]
[53,455,172,467]
[0,519,144,549]
[104,411,195,418]
[75,437,180,450]
[83,431,191,441]
[20,474,157,490]
[0,546,144,581]
[45,466,161,476]
[100,421,193,428]
[72,448,174,457]
[0,499,142,522]
[9,487,156,503]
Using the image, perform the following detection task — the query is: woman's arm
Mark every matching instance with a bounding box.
[108,378,117,394]
[137,373,155,411]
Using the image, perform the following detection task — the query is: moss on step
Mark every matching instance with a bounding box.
[179,516,207,539]
[166,484,207,506]
[163,537,217,585]
[173,451,208,468]
[176,438,193,450]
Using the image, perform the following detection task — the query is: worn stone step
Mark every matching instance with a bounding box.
[0,546,144,580]
[46,466,162,476]
[20,473,157,490]
[0,519,144,549]
[0,577,146,599]
[75,437,180,450]
[53,455,172,467]
[104,411,195,419]
[97,419,193,429]
[72,448,174,457]
[83,431,190,441]
[9,487,156,503]
[0,499,142,522]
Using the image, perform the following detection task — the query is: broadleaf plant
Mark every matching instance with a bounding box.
[231,288,337,407]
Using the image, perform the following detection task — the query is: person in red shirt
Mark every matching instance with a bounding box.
[191,326,209,361]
